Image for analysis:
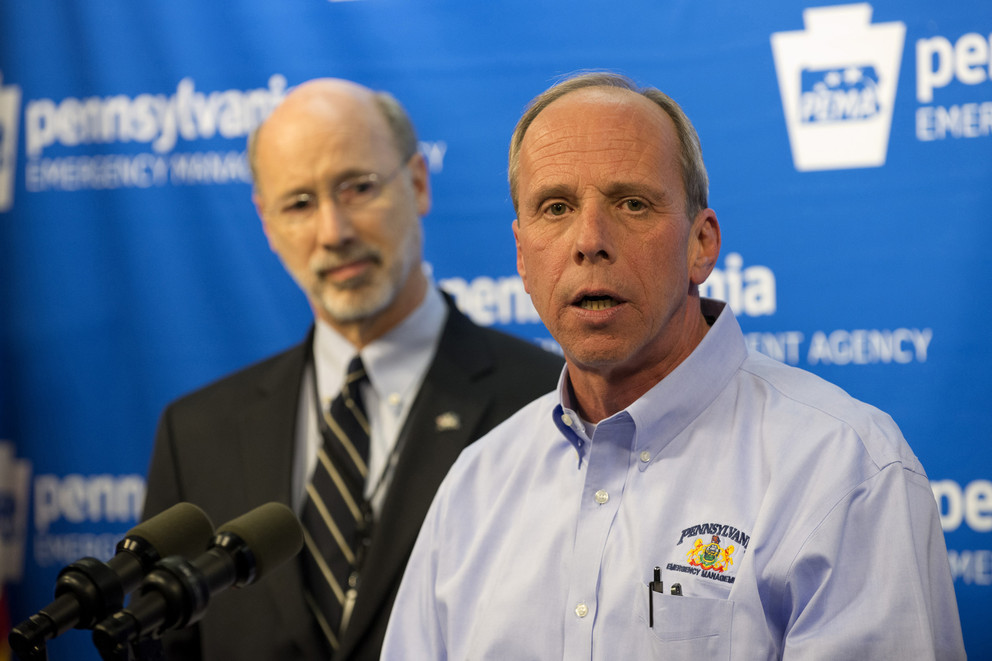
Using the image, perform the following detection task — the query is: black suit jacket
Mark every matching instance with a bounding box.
[142,298,563,660]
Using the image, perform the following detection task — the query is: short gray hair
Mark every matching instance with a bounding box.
[508,72,709,220]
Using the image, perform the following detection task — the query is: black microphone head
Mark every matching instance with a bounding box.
[214,502,303,580]
[125,502,215,560]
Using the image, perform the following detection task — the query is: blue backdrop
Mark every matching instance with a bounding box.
[1,1,989,658]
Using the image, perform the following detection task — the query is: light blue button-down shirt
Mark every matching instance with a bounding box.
[382,299,965,660]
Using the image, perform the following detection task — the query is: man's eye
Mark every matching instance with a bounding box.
[338,176,381,204]
[622,199,646,211]
[283,195,313,213]
[351,179,379,195]
[546,202,569,216]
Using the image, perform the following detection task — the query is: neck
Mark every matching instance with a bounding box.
[566,304,711,423]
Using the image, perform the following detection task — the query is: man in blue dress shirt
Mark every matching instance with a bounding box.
[381,72,966,659]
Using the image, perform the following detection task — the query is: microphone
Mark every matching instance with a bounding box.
[92,502,303,655]
[8,502,214,659]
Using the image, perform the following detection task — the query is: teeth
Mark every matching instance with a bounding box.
[579,297,617,311]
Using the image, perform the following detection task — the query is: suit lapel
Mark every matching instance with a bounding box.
[233,331,313,506]
[233,333,317,646]
[337,305,495,656]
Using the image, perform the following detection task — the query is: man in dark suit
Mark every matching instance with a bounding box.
[142,78,563,660]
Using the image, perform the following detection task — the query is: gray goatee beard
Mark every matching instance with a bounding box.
[311,244,417,324]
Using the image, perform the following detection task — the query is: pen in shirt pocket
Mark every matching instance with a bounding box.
[647,566,683,628]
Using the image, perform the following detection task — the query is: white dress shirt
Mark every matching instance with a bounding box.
[291,284,447,514]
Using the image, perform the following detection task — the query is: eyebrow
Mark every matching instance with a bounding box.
[332,167,377,182]
[524,180,675,211]
[601,180,673,203]
[526,183,574,207]
[275,186,315,205]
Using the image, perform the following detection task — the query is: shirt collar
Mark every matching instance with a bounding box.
[552,299,748,466]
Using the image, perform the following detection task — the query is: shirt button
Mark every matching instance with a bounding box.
[640,450,651,463]
[561,413,573,427]
[388,393,402,406]
[574,602,589,618]
[594,489,609,504]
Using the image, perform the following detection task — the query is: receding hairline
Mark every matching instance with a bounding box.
[508,72,709,219]
[248,80,419,192]
[515,85,676,155]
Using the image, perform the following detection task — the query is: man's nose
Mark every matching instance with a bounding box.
[572,204,615,265]
[315,197,357,247]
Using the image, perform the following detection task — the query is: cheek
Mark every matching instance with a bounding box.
[519,235,561,287]
[272,233,315,270]
[651,225,691,267]
[523,259,568,319]
[368,206,417,251]
[627,232,691,292]
[522,222,568,267]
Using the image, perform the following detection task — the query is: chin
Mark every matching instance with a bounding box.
[319,284,395,324]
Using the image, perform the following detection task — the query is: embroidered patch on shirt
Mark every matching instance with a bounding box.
[666,522,751,585]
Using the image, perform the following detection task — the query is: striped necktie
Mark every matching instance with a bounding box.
[301,355,372,653]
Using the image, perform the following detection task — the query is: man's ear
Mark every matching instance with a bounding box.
[687,208,721,286]
[408,153,432,217]
[513,219,530,294]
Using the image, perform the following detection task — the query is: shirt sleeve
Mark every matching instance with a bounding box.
[380,487,448,661]
[782,462,965,660]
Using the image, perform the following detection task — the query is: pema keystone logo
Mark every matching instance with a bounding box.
[771,4,905,171]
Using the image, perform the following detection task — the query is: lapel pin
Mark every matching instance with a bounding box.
[435,411,461,432]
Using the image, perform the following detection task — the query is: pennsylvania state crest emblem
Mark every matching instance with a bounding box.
[668,522,749,584]
[686,534,735,573]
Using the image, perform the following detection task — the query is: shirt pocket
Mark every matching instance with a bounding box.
[634,586,734,659]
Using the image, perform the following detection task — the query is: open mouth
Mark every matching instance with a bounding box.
[577,295,620,311]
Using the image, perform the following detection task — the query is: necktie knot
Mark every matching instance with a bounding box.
[346,355,365,380]
[342,355,368,412]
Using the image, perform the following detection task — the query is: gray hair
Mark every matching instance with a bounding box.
[508,72,709,220]
[248,89,418,184]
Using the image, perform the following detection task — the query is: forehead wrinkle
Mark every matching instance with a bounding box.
[522,132,675,201]
[524,135,656,182]
[517,87,686,215]
[526,120,681,214]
